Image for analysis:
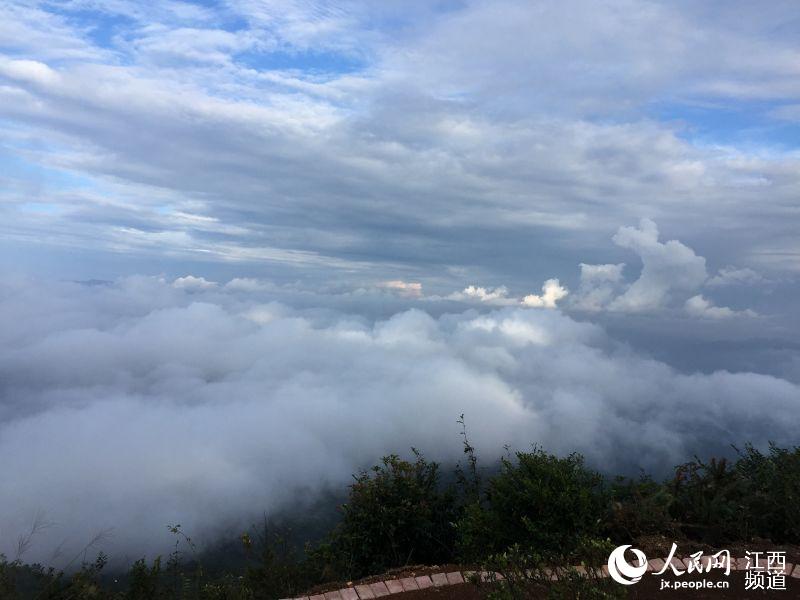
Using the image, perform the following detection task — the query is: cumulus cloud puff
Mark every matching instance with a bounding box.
[447,285,515,305]
[521,279,569,308]
[446,281,569,308]
[1,277,797,563]
[609,218,707,311]
[173,275,219,291]
[569,220,757,319]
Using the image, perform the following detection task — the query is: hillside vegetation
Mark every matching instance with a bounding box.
[2,428,799,599]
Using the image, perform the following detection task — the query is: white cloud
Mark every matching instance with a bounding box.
[685,294,757,320]
[0,277,796,563]
[128,26,258,66]
[579,263,626,283]
[386,0,800,116]
[0,57,60,86]
[448,285,515,305]
[224,277,275,292]
[567,222,766,319]
[521,278,568,308]
[571,263,626,311]
[609,218,707,312]
[377,280,423,298]
[172,275,218,290]
[706,266,765,287]
[446,280,569,309]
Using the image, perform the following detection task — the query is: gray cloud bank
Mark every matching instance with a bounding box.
[1,277,798,563]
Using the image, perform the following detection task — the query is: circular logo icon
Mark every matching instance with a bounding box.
[607,545,648,585]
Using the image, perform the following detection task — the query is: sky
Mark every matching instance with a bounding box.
[1,0,799,563]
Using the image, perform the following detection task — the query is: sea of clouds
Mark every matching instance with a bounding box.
[1,275,798,563]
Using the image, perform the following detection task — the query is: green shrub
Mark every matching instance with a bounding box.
[606,474,674,541]
[125,557,164,600]
[669,455,744,543]
[458,448,607,561]
[197,576,254,600]
[668,444,800,544]
[240,523,321,599]
[473,538,623,600]
[0,555,18,598]
[734,443,800,543]
[325,451,458,578]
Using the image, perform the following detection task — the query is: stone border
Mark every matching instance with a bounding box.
[284,559,800,599]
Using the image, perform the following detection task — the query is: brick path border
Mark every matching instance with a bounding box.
[284,558,800,599]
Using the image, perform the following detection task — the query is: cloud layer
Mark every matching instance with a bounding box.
[1,0,800,291]
[1,277,798,562]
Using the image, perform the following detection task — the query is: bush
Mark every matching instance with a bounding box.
[473,538,624,600]
[240,522,321,599]
[668,443,800,544]
[125,557,164,600]
[734,443,800,543]
[669,455,744,543]
[606,474,674,541]
[325,451,458,579]
[458,448,606,561]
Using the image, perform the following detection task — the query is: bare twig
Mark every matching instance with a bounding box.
[15,510,55,561]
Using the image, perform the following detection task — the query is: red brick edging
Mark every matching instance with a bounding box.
[285,559,800,599]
